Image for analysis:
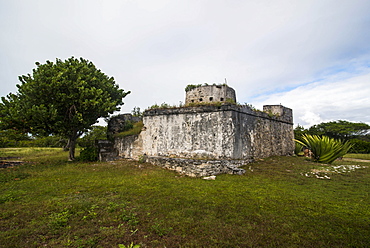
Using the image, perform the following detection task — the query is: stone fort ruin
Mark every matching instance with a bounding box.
[99,84,294,177]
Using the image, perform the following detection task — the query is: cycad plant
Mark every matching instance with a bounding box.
[294,142,304,156]
[295,134,353,164]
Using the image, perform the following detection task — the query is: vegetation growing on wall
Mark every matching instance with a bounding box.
[147,102,178,110]
[147,98,239,110]
[131,107,143,117]
[184,83,228,92]
[115,121,144,138]
[244,103,258,112]
[265,110,280,118]
[145,101,282,122]
[185,101,224,107]
[185,84,203,92]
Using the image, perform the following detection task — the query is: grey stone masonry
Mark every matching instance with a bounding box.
[146,156,248,177]
[185,85,236,105]
[97,140,117,162]
[100,85,294,177]
[139,104,294,161]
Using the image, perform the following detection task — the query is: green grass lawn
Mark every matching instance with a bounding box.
[1,148,369,247]
[344,153,370,160]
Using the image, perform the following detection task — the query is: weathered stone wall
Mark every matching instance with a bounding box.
[146,156,247,177]
[185,85,236,105]
[103,85,294,177]
[140,106,235,160]
[114,104,294,163]
[231,105,294,160]
[113,134,142,160]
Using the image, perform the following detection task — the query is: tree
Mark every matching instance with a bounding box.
[131,106,142,117]
[78,125,107,148]
[294,124,307,140]
[0,57,130,160]
[308,120,370,140]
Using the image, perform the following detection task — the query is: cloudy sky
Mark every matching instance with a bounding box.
[1,0,369,128]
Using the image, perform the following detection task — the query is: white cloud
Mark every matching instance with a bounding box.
[300,111,323,127]
[253,69,370,127]
[0,0,370,128]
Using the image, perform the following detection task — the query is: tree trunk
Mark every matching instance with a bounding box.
[68,131,78,161]
[68,138,76,161]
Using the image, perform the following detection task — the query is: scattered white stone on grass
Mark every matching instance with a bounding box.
[203,176,216,180]
[301,164,368,179]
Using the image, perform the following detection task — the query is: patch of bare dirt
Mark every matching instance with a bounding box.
[0,157,24,168]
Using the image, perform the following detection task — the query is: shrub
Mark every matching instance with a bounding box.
[0,129,32,147]
[122,121,134,132]
[349,139,370,153]
[78,126,107,148]
[0,130,67,148]
[185,101,222,107]
[0,137,17,148]
[19,135,66,148]
[131,106,142,117]
[79,145,98,161]
[225,98,236,104]
[184,83,228,92]
[185,84,202,92]
[148,103,160,109]
[147,103,176,110]
[295,134,353,164]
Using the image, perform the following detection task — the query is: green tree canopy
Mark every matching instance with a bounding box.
[0,57,130,160]
[78,125,107,148]
[0,129,31,148]
[293,124,306,140]
[308,120,370,140]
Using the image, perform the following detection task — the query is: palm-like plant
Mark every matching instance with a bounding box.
[294,142,304,156]
[295,134,353,164]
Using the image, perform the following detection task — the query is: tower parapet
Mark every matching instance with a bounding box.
[185,85,236,105]
[263,105,293,123]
